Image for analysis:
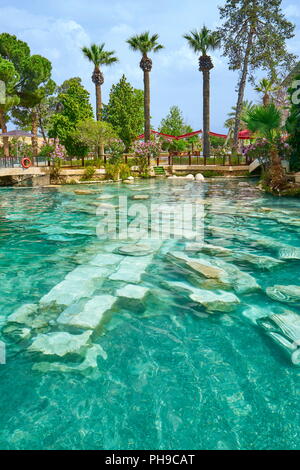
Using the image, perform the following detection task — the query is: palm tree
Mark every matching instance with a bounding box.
[255,79,279,107]
[184,26,220,158]
[225,100,255,130]
[245,104,286,191]
[127,32,164,142]
[82,44,118,122]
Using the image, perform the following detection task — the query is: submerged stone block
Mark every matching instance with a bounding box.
[89,253,124,267]
[64,265,111,281]
[28,330,92,357]
[131,195,150,200]
[257,312,300,365]
[195,253,260,294]
[40,279,96,306]
[116,284,149,300]
[32,344,106,373]
[167,251,230,286]
[266,285,300,305]
[97,194,115,200]
[7,304,38,324]
[186,243,283,270]
[115,244,154,257]
[190,290,240,313]
[57,295,117,329]
[109,256,153,283]
[166,281,240,313]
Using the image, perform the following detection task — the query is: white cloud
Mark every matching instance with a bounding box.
[0,6,91,85]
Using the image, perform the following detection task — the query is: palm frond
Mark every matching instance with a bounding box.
[127,32,164,55]
[244,104,282,141]
[82,43,118,66]
[184,26,220,55]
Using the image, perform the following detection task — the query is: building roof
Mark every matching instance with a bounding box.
[0,130,35,137]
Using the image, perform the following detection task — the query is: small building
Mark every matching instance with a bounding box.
[0,130,44,151]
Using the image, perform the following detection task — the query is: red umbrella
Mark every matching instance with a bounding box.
[238,129,252,139]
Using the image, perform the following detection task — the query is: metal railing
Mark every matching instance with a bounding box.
[0,153,253,169]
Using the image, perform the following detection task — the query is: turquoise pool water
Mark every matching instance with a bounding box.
[0,178,299,450]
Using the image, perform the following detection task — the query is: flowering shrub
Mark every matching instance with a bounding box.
[133,140,162,159]
[106,138,125,164]
[276,139,292,160]
[242,138,292,164]
[242,139,272,162]
[49,139,67,163]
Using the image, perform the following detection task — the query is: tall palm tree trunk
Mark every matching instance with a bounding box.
[95,82,102,121]
[95,82,104,158]
[263,93,270,107]
[93,66,104,159]
[203,69,211,158]
[269,144,285,191]
[144,70,151,142]
[0,110,9,157]
[233,30,254,150]
[31,108,39,159]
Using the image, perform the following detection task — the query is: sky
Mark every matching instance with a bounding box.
[0,0,300,133]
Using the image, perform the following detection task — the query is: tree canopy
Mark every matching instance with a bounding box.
[104,75,144,150]
[159,105,198,151]
[183,27,220,56]
[48,77,93,156]
[286,76,300,171]
[127,32,164,56]
[218,0,296,82]
[82,44,118,68]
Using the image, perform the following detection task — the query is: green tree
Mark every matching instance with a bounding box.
[12,55,55,155]
[255,78,279,107]
[104,75,144,151]
[48,77,93,157]
[0,33,30,74]
[286,76,300,171]
[0,34,55,156]
[159,106,187,136]
[245,103,285,190]
[0,58,20,156]
[159,105,197,152]
[184,26,220,158]
[127,32,164,142]
[81,43,118,122]
[72,120,117,155]
[218,0,295,149]
[0,33,30,156]
[224,100,255,131]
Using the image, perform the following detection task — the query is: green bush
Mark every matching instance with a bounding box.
[119,163,131,180]
[132,156,150,176]
[81,166,96,181]
[105,163,120,181]
[105,162,131,181]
